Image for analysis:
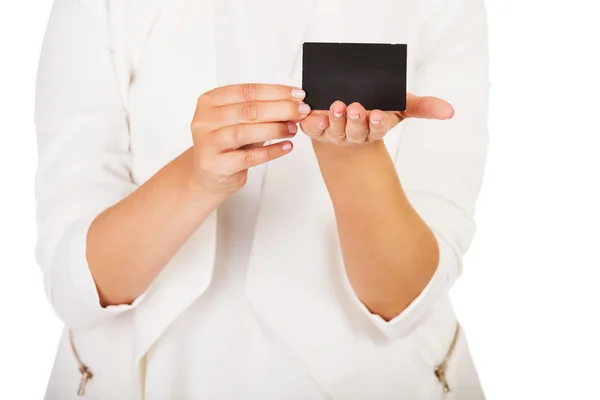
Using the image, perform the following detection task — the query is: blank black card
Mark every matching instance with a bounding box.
[302,42,407,111]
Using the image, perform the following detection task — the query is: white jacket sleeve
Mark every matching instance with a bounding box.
[34,0,143,330]
[358,0,490,339]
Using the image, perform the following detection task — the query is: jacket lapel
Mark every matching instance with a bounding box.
[132,0,219,365]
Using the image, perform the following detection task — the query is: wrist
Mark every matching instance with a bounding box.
[311,138,387,161]
[181,148,229,207]
[311,138,400,201]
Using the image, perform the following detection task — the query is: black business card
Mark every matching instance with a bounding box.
[302,42,407,111]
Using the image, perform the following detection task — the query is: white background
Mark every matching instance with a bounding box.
[1,0,599,398]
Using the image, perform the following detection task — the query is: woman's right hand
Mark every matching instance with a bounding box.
[190,83,310,197]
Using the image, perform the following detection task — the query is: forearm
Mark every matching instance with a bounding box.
[313,139,439,320]
[87,147,225,306]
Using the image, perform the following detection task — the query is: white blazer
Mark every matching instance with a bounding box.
[35,0,490,399]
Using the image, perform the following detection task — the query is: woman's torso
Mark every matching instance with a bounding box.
[45,0,485,399]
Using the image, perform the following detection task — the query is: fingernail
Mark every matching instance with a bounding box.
[292,89,306,99]
[333,111,344,118]
[287,122,298,134]
[299,103,311,114]
[370,118,381,125]
[282,142,292,151]
[348,111,359,120]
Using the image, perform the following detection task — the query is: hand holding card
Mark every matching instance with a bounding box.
[300,42,454,145]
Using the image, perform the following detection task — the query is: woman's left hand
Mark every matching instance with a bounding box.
[299,93,455,145]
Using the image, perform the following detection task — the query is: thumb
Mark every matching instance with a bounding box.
[404,93,455,120]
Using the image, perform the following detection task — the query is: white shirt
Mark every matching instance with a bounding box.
[35,0,489,398]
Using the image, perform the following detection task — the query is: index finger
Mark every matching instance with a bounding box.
[205,84,306,107]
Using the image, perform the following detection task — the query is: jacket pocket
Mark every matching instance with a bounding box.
[433,323,461,394]
[410,317,483,399]
[68,330,94,397]
[46,318,139,400]
[440,326,486,400]
[45,328,99,400]
[421,322,485,400]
